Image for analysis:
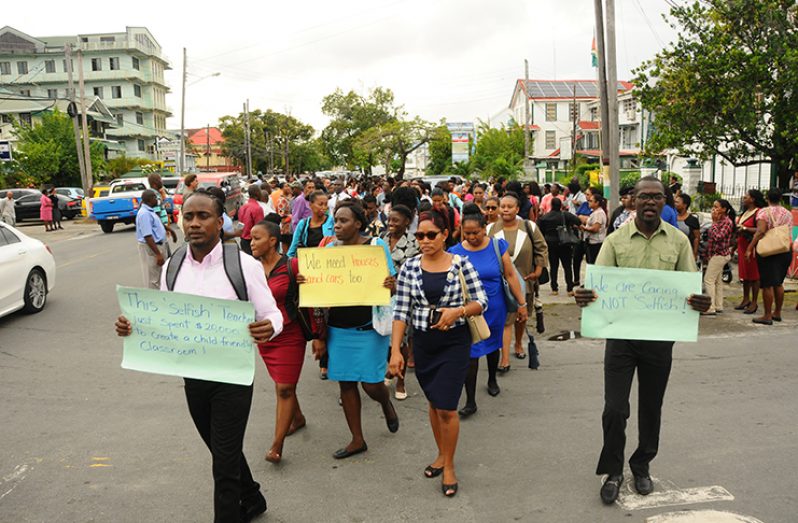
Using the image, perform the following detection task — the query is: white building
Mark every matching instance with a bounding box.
[507,79,633,167]
[576,89,647,168]
[0,26,171,159]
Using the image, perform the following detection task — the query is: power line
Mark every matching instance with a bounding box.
[634,0,665,46]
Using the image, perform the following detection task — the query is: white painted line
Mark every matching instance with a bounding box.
[0,464,30,501]
[646,509,764,523]
[617,484,734,511]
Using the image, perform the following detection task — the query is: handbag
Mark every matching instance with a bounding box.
[556,213,580,246]
[521,220,550,285]
[457,266,491,344]
[284,256,315,341]
[491,238,525,313]
[756,208,792,257]
[372,296,396,336]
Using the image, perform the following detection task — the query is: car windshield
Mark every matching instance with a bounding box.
[112,183,146,193]
[198,181,217,188]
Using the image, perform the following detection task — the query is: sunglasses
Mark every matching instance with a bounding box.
[485,206,498,210]
[414,231,441,241]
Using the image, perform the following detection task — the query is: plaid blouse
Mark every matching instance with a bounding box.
[393,254,488,331]
[706,216,735,258]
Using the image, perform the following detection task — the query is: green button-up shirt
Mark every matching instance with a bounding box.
[595,219,697,272]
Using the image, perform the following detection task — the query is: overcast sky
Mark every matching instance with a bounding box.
[8,0,677,132]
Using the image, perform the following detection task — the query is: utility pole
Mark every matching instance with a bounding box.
[206,124,210,171]
[572,83,577,173]
[243,100,252,178]
[593,0,614,208]
[64,44,86,193]
[178,47,187,174]
[605,0,620,211]
[76,49,93,188]
[523,59,534,180]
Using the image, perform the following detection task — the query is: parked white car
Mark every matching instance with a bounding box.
[0,222,56,318]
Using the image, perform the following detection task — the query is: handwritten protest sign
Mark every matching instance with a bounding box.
[298,245,390,307]
[117,285,256,385]
[581,265,702,342]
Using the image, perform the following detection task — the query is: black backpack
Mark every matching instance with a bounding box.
[164,243,248,301]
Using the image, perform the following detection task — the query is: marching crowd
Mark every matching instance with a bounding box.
[120,170,795,521]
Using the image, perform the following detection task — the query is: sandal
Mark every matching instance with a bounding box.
[442,483,459,497]
[743,305,758,315]
[514,351,527,360]
[497,365,510,373]
[424,465,443,478]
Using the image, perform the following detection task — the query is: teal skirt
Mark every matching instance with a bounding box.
[327,326,389,383]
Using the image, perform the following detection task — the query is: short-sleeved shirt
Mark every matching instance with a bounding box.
[586,208,607,244]
[135,204,166,244]
[756,205,791,230]
[595,219,697,272]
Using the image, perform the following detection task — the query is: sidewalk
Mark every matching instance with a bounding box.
[15,218,108,243]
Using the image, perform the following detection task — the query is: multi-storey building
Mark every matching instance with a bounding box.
[187,127,236,173]
[0,26,171,159]
[507,79,633,167]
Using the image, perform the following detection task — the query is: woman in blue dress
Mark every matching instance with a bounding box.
[449,203,526,417]
[304,199,399,459]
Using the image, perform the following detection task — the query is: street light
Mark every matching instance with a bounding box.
[178,49,220,174]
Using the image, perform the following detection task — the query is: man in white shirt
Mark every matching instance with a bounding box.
[0,191,15,225]
[328,178,350,212]
[116,190,282,522]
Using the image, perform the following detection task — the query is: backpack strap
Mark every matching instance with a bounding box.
[222,243,248,301]
[492,237,505,277]
[164,244,188,291]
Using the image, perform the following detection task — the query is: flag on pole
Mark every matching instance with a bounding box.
[591,36,598,68]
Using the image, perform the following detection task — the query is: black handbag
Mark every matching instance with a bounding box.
[556,213,580,246]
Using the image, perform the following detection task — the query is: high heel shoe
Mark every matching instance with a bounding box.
[424,465,443,478]
[734,302,750,310]
[442,482,459,497]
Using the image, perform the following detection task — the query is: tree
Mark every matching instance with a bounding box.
[470,122,525,179]
[353,117,434,178]
[12,109,105,187]
[427,125,452,175]
[105,156,160,178]
[634,0,798,188]
[320,87,398,172]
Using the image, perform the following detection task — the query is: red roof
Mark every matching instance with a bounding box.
[187,127,224,146]
[577,120,600,130]
[548,148,561,157]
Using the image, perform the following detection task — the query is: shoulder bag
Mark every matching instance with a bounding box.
[522,220,550,285]
[491,238,525,313]
[457,263,491,343]
[756,208,792,257]
[556,213,580,246]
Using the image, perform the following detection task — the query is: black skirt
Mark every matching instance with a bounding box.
[412,324,471,411]
[756,251,792,288]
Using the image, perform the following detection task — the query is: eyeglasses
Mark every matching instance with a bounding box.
[636,193,665,202]
[485,206,498,210]
[414,231,441,241]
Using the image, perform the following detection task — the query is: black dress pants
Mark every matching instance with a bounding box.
[596,339,673,478]
[547,242,574,292]
[572,241,586,285]
[184,378,261,523]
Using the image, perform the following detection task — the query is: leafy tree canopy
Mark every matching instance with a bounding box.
[634,0,798,187]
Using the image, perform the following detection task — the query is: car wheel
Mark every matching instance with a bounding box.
[100,221,114,233]
[22,268,47,314]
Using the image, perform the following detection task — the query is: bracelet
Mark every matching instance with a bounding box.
[518,302,527,308]
[461,306,467,318]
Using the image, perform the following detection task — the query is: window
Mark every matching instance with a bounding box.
[0,227,21,245]
[622,99,637,113]
[91,58,102,71]
[0,115,11,124]
[93,87,104,99]
[81,37,88,43]
[111,86,122,98]
[17,61,28,74]
[44,60,56,73]
[135,112,144,125]
[19,113,32,126]
[100,36,115,43]
[109,57,119,70]
[63,59,73,73]
[133,84,142,98]
[590,107,598,121]
[137,139,146,152]
[19,89,31,97]
[569,102,578,121]
[47,89,58,99]
[545,103,557,121]
[0,62,9,75]
[545,130,557,149]
[132,57,140,70]
[116,114,124,126]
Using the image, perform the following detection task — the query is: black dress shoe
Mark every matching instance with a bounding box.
[633,474,653,495]
[458,405,477,418]
[332,444,368,459]
[386,414,399,433]
[487,383,500,397]
[240,492,267,522]
[600,474,623,505]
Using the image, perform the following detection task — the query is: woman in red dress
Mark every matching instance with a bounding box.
[250,220,308,464]
[734,189,765,314]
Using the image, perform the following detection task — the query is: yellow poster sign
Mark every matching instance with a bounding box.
[297,245,390,307]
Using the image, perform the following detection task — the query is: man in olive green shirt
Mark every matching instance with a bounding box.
[575,177,710,505]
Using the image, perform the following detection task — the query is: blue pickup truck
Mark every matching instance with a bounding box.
[88,180,146,233]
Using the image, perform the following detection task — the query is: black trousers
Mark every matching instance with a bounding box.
[547,243,574,292]
[596,339,673,478]
[184,378,261,523]
[586,242,602,264]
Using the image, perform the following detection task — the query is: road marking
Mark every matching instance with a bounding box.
[0,464,30,501]
[89,457,112,468]
[646,510,764,523]
[613,475,734,511]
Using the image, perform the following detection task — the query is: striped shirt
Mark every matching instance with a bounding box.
[393,254,488,331]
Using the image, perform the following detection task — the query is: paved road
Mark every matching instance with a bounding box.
[1,224,795,522]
